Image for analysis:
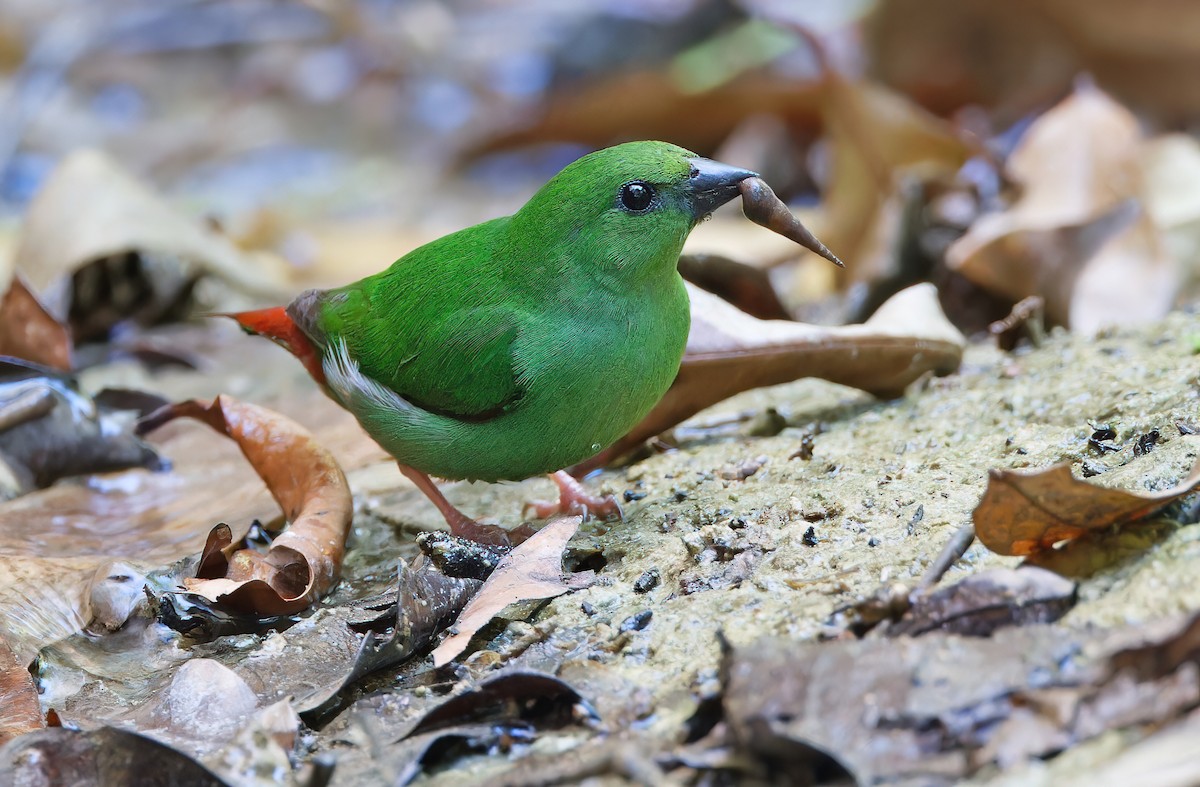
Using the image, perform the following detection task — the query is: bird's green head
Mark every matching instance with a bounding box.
[512,140,757,286]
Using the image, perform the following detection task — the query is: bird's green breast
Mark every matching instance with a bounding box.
[405,266,689,482]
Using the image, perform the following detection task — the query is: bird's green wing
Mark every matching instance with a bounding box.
[312,285,525,422]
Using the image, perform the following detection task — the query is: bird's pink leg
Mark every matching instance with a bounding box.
[397,463,519,546]
[524,470,623,521]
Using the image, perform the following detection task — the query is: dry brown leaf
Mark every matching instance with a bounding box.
[14,150,288,314]
[0,636,42,744]
[1142,133,1200,298]
[573,282,964,474]
[723,608,1200,783]
[139,396,353,616]
[946,82,1179,332]
[887,567,1077,637]
[431,516,582,667]
[460,70,823,163]
[677,254,791,320]
[1022,521,1176,579]
[868,0,1200,123]
[973,460,1200,557]
[815,74,975,291]
[0,277,70,370]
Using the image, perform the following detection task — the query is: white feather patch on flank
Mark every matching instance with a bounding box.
[323,337,413,416]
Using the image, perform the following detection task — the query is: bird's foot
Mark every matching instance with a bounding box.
[524,470,623,521]
[441,510,524,547]
[397,463,529,546]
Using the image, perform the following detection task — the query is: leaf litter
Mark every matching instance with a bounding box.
[946,80,1181,333]
[4,5,1200,784]
[431,516,589,667]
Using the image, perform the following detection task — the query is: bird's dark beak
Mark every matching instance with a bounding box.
[686,157,759,221]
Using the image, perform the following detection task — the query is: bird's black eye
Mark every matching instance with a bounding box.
[619,181,655,213]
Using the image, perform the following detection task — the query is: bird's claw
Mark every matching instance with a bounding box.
[524,470,623,521]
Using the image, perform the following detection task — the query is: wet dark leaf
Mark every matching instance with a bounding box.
[417,532,507,580]
[298,560,480,722]
[391,724,532,787]
[0,726,227,786]
[0,358,163,496]
[390,671,597,786]
[402,671,594,739]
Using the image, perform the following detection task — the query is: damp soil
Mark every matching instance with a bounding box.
[59,310,1200,783]
[324,310,1200,783]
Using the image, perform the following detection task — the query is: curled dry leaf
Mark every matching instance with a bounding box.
[946,82,1178,333]
[573,282,964,474]
[139,395,352,616]
[14,150,288,327]
[431,516,584,667]
[973,459,1200,557]
[0,348,374,665]
[0,637,42,744]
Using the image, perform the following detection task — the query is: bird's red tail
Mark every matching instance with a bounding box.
[226,307,326,385]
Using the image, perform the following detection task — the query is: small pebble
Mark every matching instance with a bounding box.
[802,527,818,547]
[633,569,661,594]
[620,610,653,632]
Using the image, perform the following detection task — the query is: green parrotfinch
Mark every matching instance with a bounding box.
[231,141,840,544]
